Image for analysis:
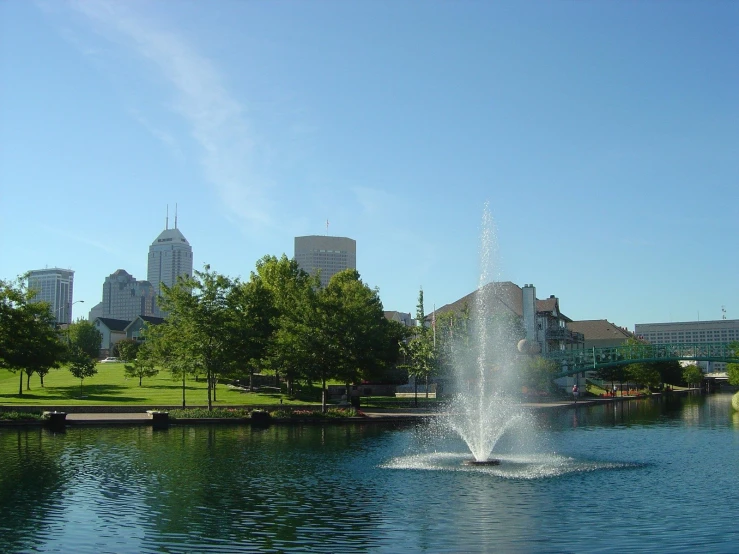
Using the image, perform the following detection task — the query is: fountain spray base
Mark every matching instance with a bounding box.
[463,459,501,466]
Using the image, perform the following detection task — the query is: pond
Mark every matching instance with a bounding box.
[1,392,737,553]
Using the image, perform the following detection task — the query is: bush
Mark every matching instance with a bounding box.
[169,408,250,419]
[0,411,43,421]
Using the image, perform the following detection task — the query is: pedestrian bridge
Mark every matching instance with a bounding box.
[545,343,739,377]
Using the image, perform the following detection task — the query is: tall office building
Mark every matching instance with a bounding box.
[147,212,194,297]
[87,270,159,322]
[294,235,356,287]
[27,268,75,324]
[634,319,739,372]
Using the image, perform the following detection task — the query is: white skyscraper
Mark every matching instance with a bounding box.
[294,235,356,287]
[27,268,75,324]
[147,211,194,298]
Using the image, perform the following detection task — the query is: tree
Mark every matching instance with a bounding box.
[124,355,159,386]
[155,266,235,410]
[625,363,661,391]
[0,278,66,395]
[68,346,98,391]
[727,364,739,386]
[682,364,704,388]
[321,270,398,406]
[226,275,277,391]
[256,255,318,395]
[520,356,560,394]
[727,342,739,386]
[400,288,437,405]
[114,338,140,362]
[67,320,102,359]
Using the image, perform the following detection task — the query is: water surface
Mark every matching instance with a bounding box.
[1,393,737,553]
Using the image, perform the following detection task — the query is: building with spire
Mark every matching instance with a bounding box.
[147,206,194,298]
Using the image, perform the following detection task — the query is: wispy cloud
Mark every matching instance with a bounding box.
[65,0,273,228]
[128,108,183,160]
[40,224,118,255]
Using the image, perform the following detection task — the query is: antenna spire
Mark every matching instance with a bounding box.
[175,203,178,229]
[326,219,329,236]
[166,205,169,230]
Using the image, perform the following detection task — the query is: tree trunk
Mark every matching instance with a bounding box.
[26,372,31,391]
[182,371,186,408]
[321,377,327,413]
[414,376,418,407]
[249,367,254,391]
[139,375,143,386]
[212,376,217,402]
[207,368,213,411]
[18,372,23,396]
[425,374,429,399]
[40,374,45,387]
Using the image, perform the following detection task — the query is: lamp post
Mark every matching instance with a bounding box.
[55,300,84,325]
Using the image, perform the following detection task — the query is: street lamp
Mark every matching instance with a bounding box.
[55,300,84,324]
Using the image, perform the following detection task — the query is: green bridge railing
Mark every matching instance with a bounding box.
[545,343,739,377]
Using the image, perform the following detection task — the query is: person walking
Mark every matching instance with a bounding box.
[572,383,579,403]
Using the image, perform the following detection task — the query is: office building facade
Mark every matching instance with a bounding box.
[88,270,159,322]
[27,268,75,324]
[634,319,739,372]
[294,235,356,288]
[147,222,194,297]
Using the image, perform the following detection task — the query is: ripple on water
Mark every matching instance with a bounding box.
[381,451,642,479]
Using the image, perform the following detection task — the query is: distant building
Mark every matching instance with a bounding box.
[125,315,165,342]
[294,235,356,288]
[384,311,416,327]
[87,270,159,322]
[634,319,739,372]
[93,317,130,357]
[147,213,193,298]
[27,268,75,324]
[567,319,636,350]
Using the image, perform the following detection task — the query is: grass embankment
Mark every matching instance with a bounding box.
[0,363,316,407]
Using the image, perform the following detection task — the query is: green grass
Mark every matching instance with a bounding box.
[0,363,318,407]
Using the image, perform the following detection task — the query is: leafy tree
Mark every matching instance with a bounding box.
[625,362,661,390]
[596,364,627,390]
[399,288,437,405]
[226,275,277,391]
[520,356,560,394]
[727,342,739,386]
[256,255,318,395]
[114,338,140,362]
[68,346,97,391]
[323,270,399,400]
[654,360,683,388]
[155,266,235,410]
[67,320,102,359]
[124,356,159,386]
[143,321,197,408]
[727,364,739,386]
[0,278,65,395]
[682,364,704,388]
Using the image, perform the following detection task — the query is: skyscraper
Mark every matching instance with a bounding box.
[294,235,356,287]
[147,210,194,297]
[27,268,75,324]
[88,270,159,322]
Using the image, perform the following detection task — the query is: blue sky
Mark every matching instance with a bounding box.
[1,1,737,329]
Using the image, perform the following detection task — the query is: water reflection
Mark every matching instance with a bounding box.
[0,394,737,553]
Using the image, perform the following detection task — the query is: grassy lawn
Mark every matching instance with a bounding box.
[0,363,317,407]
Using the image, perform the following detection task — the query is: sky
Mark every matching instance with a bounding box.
[1,1,737,330]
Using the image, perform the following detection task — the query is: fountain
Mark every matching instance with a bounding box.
[444,203,529,465]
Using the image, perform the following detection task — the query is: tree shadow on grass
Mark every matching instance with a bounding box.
[0,384,146,403]
[142,384,202,391]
